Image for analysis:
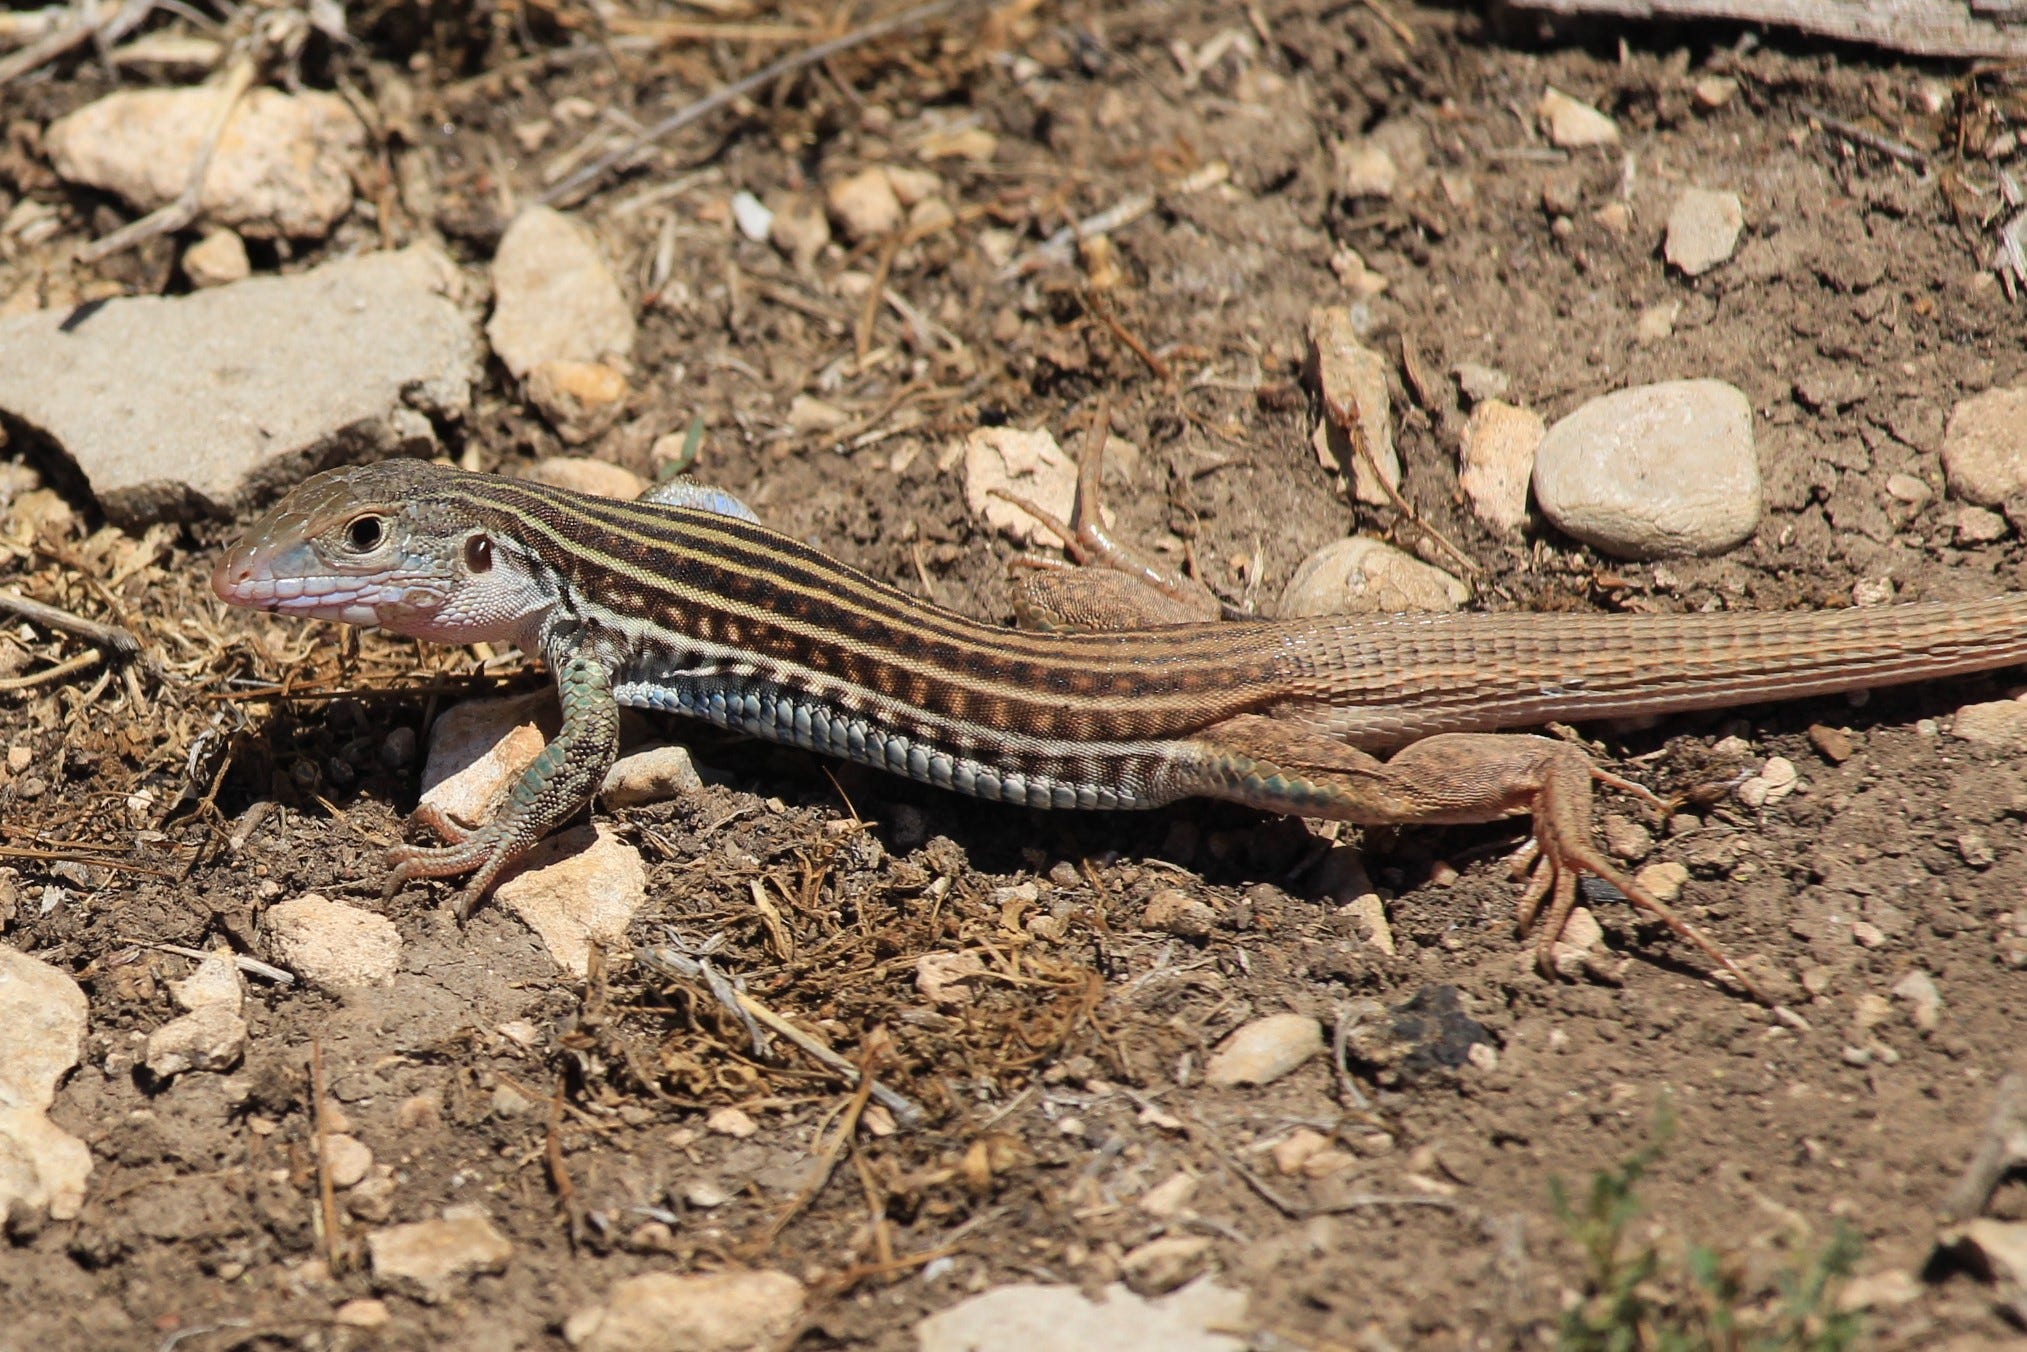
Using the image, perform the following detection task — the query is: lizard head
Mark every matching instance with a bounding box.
[211,459,551,646]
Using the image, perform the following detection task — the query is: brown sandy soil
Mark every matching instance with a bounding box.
[1,3,2025,1348]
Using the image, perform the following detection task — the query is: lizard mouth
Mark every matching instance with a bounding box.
[211,541,409,627]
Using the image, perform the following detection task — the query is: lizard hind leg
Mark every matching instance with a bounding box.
[1186,716,1768,1004]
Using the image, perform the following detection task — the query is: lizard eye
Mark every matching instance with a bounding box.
[465,534,493,573]
[344,515,385,552]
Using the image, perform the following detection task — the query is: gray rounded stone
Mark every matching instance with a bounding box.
[1533,379,1761,559]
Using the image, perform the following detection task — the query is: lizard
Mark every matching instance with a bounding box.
[211,450,2027,1003]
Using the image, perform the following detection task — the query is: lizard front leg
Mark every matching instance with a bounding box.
[386,651,622,920]
[1183,714,1768,1004]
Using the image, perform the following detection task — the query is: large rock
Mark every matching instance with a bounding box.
[565,1270,807,1352]
[47,87,366,238]
[916,1278,1246,1352]
[0,245,477,525]
[0,946,92,1219]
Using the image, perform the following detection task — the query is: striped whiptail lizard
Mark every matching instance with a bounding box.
[212,453,2027,1002]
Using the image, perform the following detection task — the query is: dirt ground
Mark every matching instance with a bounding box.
[2,1,2026,1348]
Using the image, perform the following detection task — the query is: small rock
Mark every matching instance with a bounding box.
[1663,188,1744,277]
[601,744,704,807]
[705,1106,757,1138]
[1533,379,1761,559]
[170,948,244,1011]
[182,228,251,288]
[1142,889,1216,939]
[1692,76,1739,109]
[1120,1235,1212,1295]
[1458,399,1543,532]
[323,1133,375,1189]
[1329,245,1388,298]
[1278,538,1470,616]
[333,1299,391,1329]
[0,947,92,1219]
[492,824,649,977]
[1538,86,1620,148]
[1952,698,2027,750]
[1306,306,1401,507]
[1808,725,1855,763]
[768,195,831,269]
[916,950,988,1006]
[1942,386,2027,507]
[729,191,773,242]
[1542,906,1609,981]
[1890,970,1942,1032]
[1852,920,1887,949]
[522,456,646,502]
[787,394,851,433]
[0,244,475,526]
[1339,892,1395,955]
[417,690,553,831]
[1334,138,1398,199]
[526,361,631,444]
[1883,473,1933,506]
[917,1279,1246,1352]
[885,166,943,206]
[1138,1172,1197,1218]
[684,1179,732,1209]
[144,1004,248,1080]
[1452,362,1509,404]
[1601,814,1652,861]
[962,426,1080,545]
[1634,301,1680,344]
[1634,861,1689,903]
[1204,1013,1323,1087]
[1956,505,2009,544]
[826,166,904,241]
[564,1270,807,1352]
[47,87,366,238]
[488,205,636,378]
[367,1208,513,1304]
[1271,1128,1330,1175]
[265,895,402,988]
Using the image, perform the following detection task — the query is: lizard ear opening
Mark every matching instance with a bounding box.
[464,534,494,573]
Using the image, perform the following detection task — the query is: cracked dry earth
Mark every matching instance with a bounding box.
[2,2,2027,1350]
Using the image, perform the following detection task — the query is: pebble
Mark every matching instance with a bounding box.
[144,1003,248,1080]
[684,1179,733,1209]
[1735,755,1798,808]
[1890,970,1942,1032]
[1663,188,1744,277]
[1601,813,1653,861]
[962,426,1080,545]
[769,195,831,270]
[488,205,636,379]
[1271,1128,1330,1175]
[1339,892,1395,955]
[492,824,648,977]
[706,1106,758,1138]
[47,87,366,238]
[1532,379,1761,559]
[1956,505,2009,544]
[522,456,646,501]
[1540,906,1609,982]
[1458,399,1543,531]
[601,743,704,807]
[916,950,987,1006]
[417,690,554,832]
[367,1207,514,1304]
[1941,386,2027,506]
[182,228,251,288]
[1204,1013,1323,1087]
[1537,86,1620,148]
[323,1132,375,1189]
[1307,306,1401,506]
[1950,698,2027,750]
[1633,861,1689,903]
[0,946,92,1219]
[730,190,774,242]
[1141,888,1217,939]
[1634,301,1680,344]
[170,948,244,1011]
[916,1280,1246,1352]
[526,360,631,444]
[1137,1172,1197,1218]
[265,895,402,988]
[1335,138,1398,199]
[1808,724,1855,762]
[826,166,904,241]
[0,244,475,526]
[1278,538,1470,616]
[1120,1235,1212,1295]
[1693,76,1739,109]
[333,1299,391,1329]
[564,1270,806,1352]
[1452,362,1510,404]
